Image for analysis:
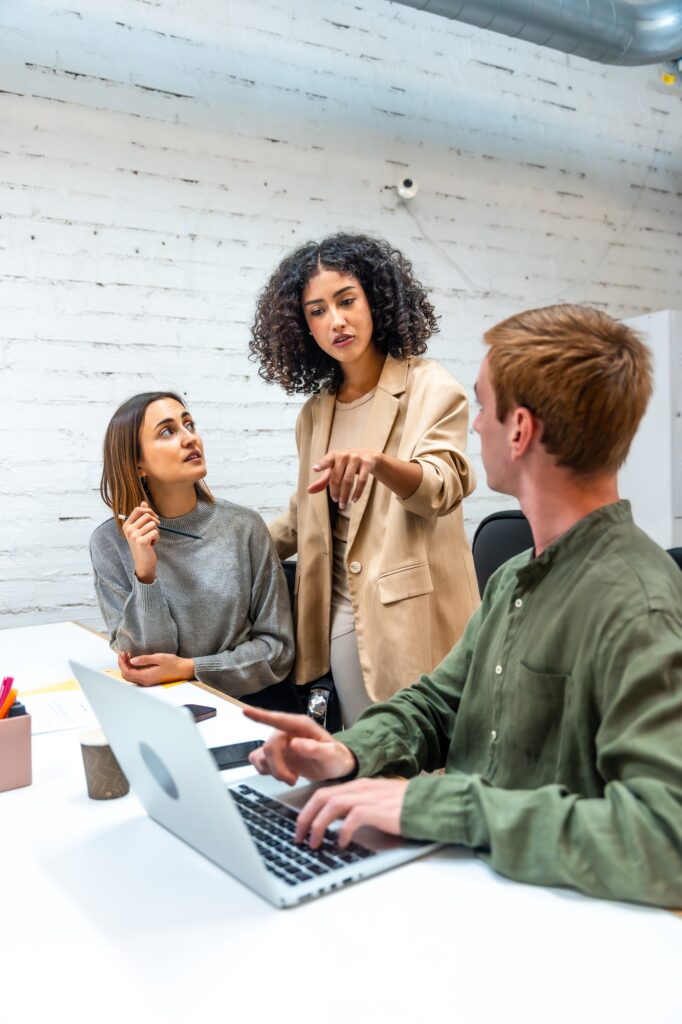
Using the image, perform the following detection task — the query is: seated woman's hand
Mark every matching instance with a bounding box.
[242,706,356,786]
[122,501,160,584]
[118,652,195,686]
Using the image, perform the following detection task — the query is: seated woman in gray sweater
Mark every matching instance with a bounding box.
[89,391,294,698]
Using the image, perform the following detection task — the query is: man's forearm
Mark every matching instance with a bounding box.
[400,771,682,908]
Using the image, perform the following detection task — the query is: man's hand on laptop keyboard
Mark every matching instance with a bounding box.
[242,707,356,786]
[295,778,408,849]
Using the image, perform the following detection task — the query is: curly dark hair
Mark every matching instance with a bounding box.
[249,233,439,394]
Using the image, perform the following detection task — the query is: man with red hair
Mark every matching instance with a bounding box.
[245,304,682,908]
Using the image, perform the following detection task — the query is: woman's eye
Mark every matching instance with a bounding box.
[341,297,355,307]
[309,308,324,318]
[184,420,196,432]
[159,427,174,437]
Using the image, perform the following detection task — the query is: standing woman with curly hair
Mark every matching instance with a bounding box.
[250,233,479,727]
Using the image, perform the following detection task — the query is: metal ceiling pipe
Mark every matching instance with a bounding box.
[393,1,682,65]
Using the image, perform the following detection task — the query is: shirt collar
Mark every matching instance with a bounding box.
[515,500,633,586]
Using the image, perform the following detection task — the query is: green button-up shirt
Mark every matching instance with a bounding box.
[341,502,682,907]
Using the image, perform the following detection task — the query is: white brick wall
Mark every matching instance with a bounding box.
[3,0,681,629]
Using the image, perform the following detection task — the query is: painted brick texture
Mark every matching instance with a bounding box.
[2,0,681,628]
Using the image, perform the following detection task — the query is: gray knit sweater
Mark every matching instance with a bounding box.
[89,498,294,697]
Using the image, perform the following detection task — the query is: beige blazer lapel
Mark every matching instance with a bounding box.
[346,356,409,554]
[309,392,336,546]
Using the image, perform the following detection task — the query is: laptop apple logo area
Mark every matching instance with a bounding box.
[139,742,180,801]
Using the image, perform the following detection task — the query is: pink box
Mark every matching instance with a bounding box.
[0,714,32,793]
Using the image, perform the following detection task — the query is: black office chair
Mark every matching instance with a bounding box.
[243,561,341,731]
[471,510,534,597]
[667,548,682,571]
[239,561,303,717]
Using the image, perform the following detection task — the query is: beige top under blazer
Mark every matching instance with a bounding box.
[269,354,480,703]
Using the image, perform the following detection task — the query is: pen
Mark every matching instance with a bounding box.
[0,687,18,720]
[0,676,13,709]
[117,513,201,541]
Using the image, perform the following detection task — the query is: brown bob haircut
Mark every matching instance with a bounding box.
[484,304,653,474]
[100,391,213,530]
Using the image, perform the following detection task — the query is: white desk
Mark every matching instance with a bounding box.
[1,623,680,1024]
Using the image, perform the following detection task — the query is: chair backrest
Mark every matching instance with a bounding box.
[240,560,299,714]
[472,510,534,597]
[667,548,682,571]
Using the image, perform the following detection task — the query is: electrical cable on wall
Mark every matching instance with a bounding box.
[383,103,669,307]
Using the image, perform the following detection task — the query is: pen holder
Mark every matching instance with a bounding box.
[0,713,32,793]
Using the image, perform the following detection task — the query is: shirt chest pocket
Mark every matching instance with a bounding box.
[508,662,573,774]
[377,562,433,605]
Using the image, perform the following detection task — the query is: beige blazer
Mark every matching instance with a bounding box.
[269,355,480,702]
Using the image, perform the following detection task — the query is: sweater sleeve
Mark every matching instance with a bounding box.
[192,516,295,696]
[398,370,476,519]
[399,609,682,909]
[89,526,180,656]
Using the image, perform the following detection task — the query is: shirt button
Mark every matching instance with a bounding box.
[495,664,502,675]
[349,561,362,574]
[490,730,497,742]
[514,598,523,608]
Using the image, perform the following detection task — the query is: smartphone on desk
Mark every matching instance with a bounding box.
[183,704,217,723]
[210,740,264,771]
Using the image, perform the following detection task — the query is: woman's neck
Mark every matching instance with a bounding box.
[145,482,198,519]
[337,348,386,403]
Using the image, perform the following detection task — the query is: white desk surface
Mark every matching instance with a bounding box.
[1,623,680,1024]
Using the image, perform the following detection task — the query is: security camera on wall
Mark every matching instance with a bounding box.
[397,176,418,200]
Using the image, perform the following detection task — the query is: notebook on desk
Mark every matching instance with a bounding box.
[71,661,441,908]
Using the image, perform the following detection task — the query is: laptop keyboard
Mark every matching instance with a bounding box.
[231,783,376,887]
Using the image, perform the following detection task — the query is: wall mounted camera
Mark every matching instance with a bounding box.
[397,177,418,200]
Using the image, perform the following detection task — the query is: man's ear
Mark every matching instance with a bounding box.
[509,407,537,460]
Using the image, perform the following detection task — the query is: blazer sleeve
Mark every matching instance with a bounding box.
[268,405,307,558]
[397,368,476,520]
[269,489,298,560]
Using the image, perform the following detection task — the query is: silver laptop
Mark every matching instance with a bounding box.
[71,661,441,908]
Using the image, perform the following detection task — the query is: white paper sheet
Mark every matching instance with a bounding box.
[23,690,98,734]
